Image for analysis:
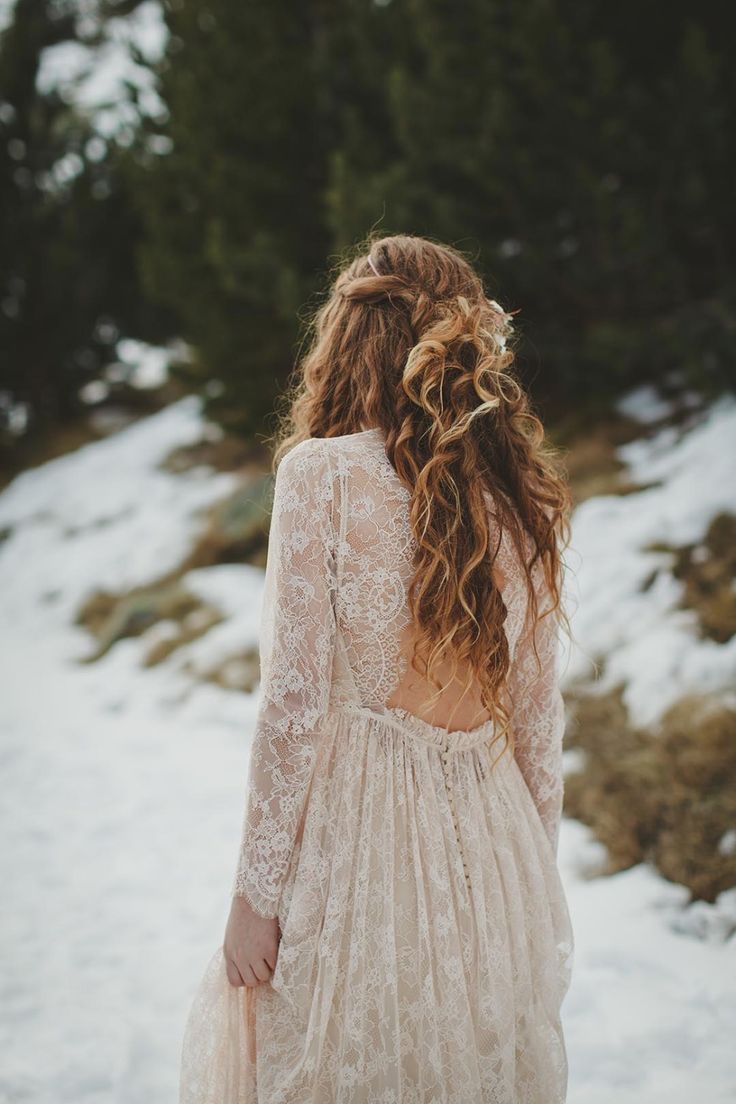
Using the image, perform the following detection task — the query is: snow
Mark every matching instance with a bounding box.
[562,393,736,727]
[1,387,735,1102]
[2,1,169,193]
[78,339,188,407]
[0,0,15,35]
[560,824,736,1103]
[111,338,180,390]
[34,1,168,143]
[616,382,677,423]
[0,396,236,630]
[615,380,703,424]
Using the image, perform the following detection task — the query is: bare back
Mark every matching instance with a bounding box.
[330,427,531,733]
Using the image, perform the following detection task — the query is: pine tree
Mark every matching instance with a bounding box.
[328,0,736,410]
[0,0,166,464]
[138,0,337,435]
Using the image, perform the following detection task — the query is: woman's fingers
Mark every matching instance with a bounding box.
[240,962,262,987]
[252,958,273,983]
[224,953,246,988]
[224,951,274,988]
[223,898,280,987]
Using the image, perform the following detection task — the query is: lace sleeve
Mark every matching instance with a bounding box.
[507,560,566,857]
[230,438,338,918]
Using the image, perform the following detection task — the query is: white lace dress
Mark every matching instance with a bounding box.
[179,428,575,1104]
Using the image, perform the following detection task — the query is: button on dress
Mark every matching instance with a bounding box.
[179,428,575,1103]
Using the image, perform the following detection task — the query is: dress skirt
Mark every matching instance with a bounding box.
[179,702,575,1104]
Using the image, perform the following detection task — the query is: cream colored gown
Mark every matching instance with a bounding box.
[179,427,574,1104]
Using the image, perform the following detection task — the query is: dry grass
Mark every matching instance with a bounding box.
[650,512,736,643]
[76,579,223,662]
[181,647,261,694]
[550,390,713,507]
[76,578,262,691]
[74,461,275,686]
[161,432,268,475]
[179,474,274,572]
[564,687,736,902]
[549,410,659,505]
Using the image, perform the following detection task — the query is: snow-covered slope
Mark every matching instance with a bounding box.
[0,391,734,1102]
[562,392,736,726]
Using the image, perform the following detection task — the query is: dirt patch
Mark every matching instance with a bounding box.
[76,579,224,662]
[74,461,275,683]
[76,577,265,693]
[550,410,657,505]
[180,474,274,572]
[564,685,736,902]
[648,512,736,644]
[181,647,261,694]
[161,432,268,475]
[550,389,710,506]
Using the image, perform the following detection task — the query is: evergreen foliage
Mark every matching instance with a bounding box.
[1,0,734,452]
[0,0,164,459]
[327,1,736,411]
[136,0,337,435]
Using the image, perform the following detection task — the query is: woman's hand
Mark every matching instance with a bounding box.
[223,895,280,988]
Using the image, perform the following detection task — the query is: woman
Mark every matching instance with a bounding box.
[180,233,575,1103]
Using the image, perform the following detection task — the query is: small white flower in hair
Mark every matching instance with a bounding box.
[486,297,513,350]
[487,297,513,321]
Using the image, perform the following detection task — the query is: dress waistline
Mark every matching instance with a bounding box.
[335,701,498,753]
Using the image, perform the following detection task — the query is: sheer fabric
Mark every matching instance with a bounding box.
[230,439,338,918]
[180,428,574,1103]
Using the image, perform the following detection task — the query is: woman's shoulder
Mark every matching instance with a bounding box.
[307,427,385,450]
[282,428,387,474]
[283,427,381,453]
[273,438,335,498]
[276,429,386,495]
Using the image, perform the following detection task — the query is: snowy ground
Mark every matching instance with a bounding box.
[1,391,735,1103]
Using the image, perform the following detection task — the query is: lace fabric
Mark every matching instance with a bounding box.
[230,438,339,918]
[182,428,574,1103]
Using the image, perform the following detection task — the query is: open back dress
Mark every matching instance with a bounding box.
[179,427,575,1104]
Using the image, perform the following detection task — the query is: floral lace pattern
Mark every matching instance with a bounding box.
[181,428,574,1103]
[229,438,339,918]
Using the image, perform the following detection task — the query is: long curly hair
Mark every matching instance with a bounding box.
[271,232,572,763]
